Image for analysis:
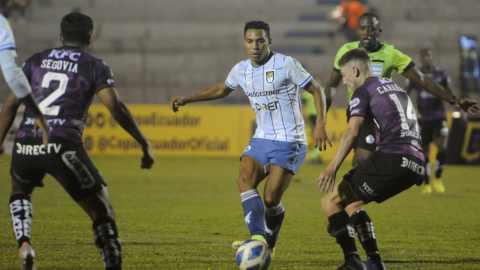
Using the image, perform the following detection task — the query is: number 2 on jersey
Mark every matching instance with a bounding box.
[389,93,419,132]
[38,72,68,116]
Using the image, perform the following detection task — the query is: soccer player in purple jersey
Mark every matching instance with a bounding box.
[0,12,154,270]
[324,13,479,169]
[317,49,428,270]
[405,48,452,194]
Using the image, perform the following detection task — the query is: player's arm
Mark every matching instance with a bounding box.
[303,79,332,150]
[402,64,479,113]
[324,69,342,112]
[97,87,154,169]
[170,82,233,112]
[0,49,50,146]
[0,91,21,148]
[317,116,364,193]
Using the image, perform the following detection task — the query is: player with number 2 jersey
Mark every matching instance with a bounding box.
[0,12,154,270]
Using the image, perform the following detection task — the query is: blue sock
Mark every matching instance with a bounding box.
[265,202,285,248]
[241,189,265,237]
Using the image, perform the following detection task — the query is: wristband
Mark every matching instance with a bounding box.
[449,95,457,105]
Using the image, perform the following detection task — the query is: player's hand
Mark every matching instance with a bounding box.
[170,97,187,113]
[141,141,154,169]
[313,124,332,151]
[33,115,50,148]
[457,97,479,114]
[317,165,336,193]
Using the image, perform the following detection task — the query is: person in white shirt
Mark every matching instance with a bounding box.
[0,14,49,148]
[171,20,331,256]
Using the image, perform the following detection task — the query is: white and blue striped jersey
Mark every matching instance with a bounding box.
[0,14,16,53]
[225,52,313,144]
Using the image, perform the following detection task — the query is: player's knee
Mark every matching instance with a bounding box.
[321,192,336,212]
[237,175,255,190]
[263,195,280,209]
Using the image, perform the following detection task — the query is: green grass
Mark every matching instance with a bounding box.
[0,156,479,269]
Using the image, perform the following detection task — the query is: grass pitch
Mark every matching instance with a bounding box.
[0,155,479,269]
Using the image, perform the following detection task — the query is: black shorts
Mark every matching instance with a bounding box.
[343,151,425,204]
[10,136,105,202]
[419,119,449,145]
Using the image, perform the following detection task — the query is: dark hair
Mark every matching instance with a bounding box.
[244,20,270,39]
[338,49,371,67]
[420,48,433,54]
[358,12,380,24]
[61,12,94,45]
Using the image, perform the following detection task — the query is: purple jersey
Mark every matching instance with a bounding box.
[16,46,115,144]
[350,77,424,161]
[406,66,450,121]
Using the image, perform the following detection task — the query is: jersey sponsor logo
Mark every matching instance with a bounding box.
[360,182,377,198]
[62,151,96,189]
[254,101,279,111]
[292,58,306,71]
[401,157,425,175]
[107,78,115,85]
[48,49,81,61]
[266,71,274,84]
[349,98,360,110]
[40,59,78,73]
[16,143,62,155]
[246,89,280,98]
[244,145,251,152]
[351,109,360,114]
[25,117,66,126]
[378,78,391,84]
[372,64,383,77]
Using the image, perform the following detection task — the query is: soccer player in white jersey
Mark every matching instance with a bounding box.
[0,14,50,147]
[171,20,331,256]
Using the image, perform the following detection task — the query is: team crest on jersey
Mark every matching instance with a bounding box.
[266,71,274,84]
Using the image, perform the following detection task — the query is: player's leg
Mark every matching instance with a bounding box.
[78,187,122,270]
[262,165,293,249]
[321,179,365,269]
[237,154,268,244]
[432,120,448,193]
[49,139,122,270]
[262,141,307,251]
[422,143,432,193]
[419,121,434,193]
[9,138,47,270]
[10,180,37,270]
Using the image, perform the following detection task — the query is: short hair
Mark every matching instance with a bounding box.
[338,49,371,67]
[420,48,433,55]
[61,12,94,45]
[358,12,380,24]
[244,20,270,39]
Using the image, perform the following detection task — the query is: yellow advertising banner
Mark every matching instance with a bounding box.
[83,105,352,160]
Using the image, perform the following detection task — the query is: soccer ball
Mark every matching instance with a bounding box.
[236,240,271,270]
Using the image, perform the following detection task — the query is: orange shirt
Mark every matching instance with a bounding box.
[340,1,367,29]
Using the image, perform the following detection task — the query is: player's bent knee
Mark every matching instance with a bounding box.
[263,195,280,209]
[321,192,338,212]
